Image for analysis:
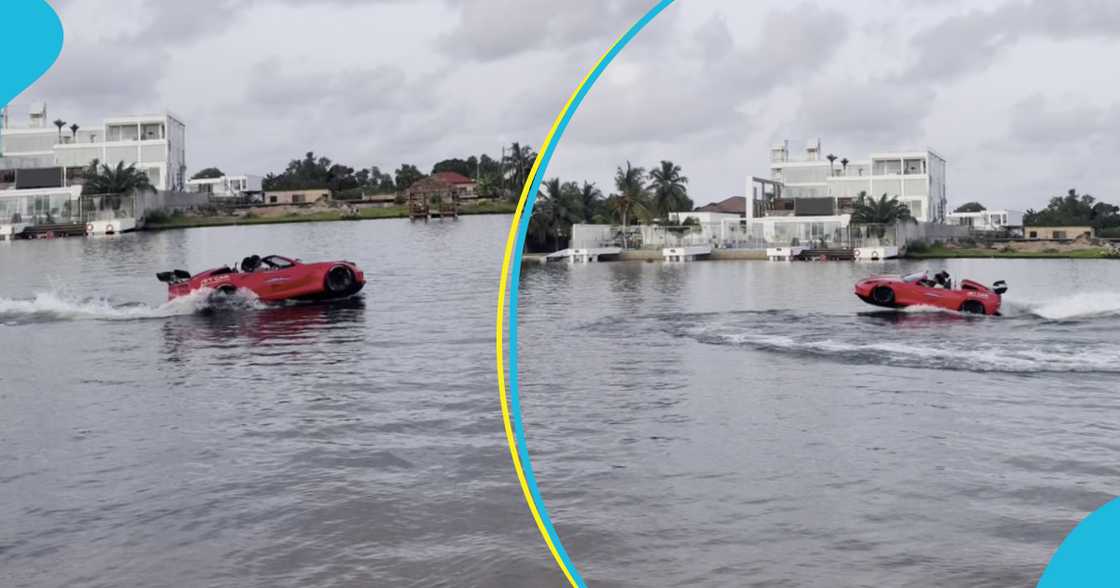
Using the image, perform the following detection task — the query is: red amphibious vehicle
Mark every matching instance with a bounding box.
[157,255,365,302]
[854,271,1007,315]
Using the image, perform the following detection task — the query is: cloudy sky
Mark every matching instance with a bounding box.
[14,0,1120,210]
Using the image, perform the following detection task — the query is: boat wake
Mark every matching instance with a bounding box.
[1006,292,1120,321]
[656,292,1120,374]
[0,289,263,325]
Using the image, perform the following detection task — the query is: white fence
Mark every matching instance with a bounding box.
[571,221,974,251]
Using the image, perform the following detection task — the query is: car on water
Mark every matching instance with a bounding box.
[157,255,365,302]
[854,271,1007,315]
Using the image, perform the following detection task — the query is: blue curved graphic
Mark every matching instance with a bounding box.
[0,0,63,108]
[504,1,675,586]
[1038,497,1120,587]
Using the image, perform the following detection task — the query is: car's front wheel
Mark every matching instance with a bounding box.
[871,286,895,306]
[325,266,356,295]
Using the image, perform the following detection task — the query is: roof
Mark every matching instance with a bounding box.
[432,171,475,185]
[695,196,746,215]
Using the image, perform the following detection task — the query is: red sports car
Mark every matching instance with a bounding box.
[157,255,365,302]
[854,271,1007,315]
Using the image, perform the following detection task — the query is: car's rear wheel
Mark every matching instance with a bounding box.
[871,286,895,306]
[216,285,237,296]
[325,266,355,295]
[960,300,986,315]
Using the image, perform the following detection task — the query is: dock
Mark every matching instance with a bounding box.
[662,245,712,262]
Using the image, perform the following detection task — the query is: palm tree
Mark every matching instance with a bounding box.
[613,162,650,248]
[648,160,691,220]
[851,191,915,224]
[529,178,583,250]
[503,142,537,195]
[69,123,80,141]
[577,181,603,223]
[53,119,66,144]
[826,154,837,176]
[840,157,849,176]
[81,161,157,210]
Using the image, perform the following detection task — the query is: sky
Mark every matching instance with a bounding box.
[11,0,1120,211]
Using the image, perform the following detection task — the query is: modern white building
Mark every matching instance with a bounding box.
[762,139,948,223]
[1,103,187,191]
[187,174,262,199]
[946,209,1024,234]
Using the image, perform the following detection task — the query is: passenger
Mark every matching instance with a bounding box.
[934,270,952,289]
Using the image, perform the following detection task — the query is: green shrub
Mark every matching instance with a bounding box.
[145,209,170,223]
[907,240,930,254]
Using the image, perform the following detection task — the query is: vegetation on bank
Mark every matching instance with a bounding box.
[251,143,541,201]
[527,160,693,251]
[142,200,518,230]
[905,240,1119,259]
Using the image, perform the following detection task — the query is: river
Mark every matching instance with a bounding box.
[2,217,1118,586]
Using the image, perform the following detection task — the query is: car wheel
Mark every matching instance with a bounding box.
[216,285,237,296]
[325,266,355,295]
[960,300,986,315]
[871,286,895,306]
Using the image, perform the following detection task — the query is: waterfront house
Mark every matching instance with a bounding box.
[762,139,948,223]
[947,209,1025,235]
[1025,226,1095,240]
[187,175,263,201]
[404,172,480,205]
[1,103,187,192]
[263,189,331,205]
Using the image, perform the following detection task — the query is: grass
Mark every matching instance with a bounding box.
[143,201,518,231]
[907,244,1118,259]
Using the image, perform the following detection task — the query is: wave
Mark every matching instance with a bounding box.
[694,330,1120,373]
[0,289,262,324]
[1007,292,1120,321]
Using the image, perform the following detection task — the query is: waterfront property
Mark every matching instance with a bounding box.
[263,189,331,205]
[762,139,948,223]
[947,209,1025,235]
[1025,226,1095,240]
[1,103,187,191]
[187,174,263,201]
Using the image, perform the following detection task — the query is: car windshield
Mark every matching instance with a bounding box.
[261,256,294,269]
[902,271,929,283]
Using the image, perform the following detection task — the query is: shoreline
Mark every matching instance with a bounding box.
[141,202,517,231]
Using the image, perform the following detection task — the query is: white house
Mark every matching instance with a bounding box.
[763,139,948,223]
[946,209,1024,234]
[1,103,187,191]
[187,174,263,200]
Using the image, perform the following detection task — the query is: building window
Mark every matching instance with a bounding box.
[1053,231,1067,240]
[1029,231,1038,239]
[270,196,278,204]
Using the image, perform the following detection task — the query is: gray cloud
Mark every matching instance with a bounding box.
[438,0,653,61]
[904,0,1120,82]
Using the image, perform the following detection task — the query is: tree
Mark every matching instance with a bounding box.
[648,160,691,220]
[826,153,837,176]
[394,164,424,191]
[503,142,538,195]
[69,123,79,141]
[53,119,66,143]
[81,161,157,209]
[431,158,475,178]
[851,192,915,224]
[840,157,849,175]
[954,202,986,213]
[528,178,584,251]
[612,162,650,247]
[1024,188,1120,230]
[191,167,225,180]
[577,181,604,223]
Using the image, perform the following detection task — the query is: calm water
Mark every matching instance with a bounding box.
[517,258,1120,587]
[3,219,1119,587]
